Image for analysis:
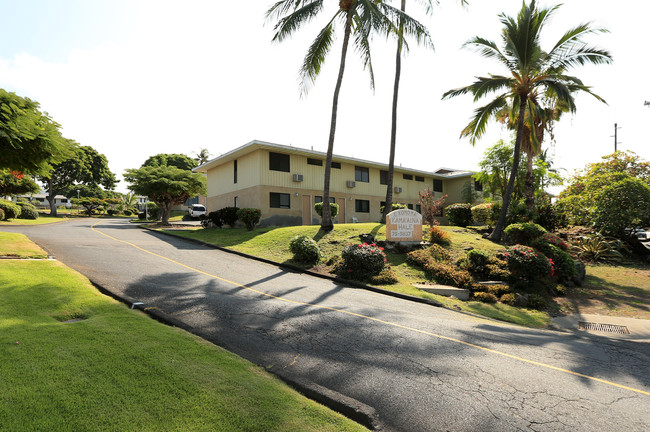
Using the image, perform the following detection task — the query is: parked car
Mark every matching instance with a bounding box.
[626,227,649,242]
[188,204,206,218]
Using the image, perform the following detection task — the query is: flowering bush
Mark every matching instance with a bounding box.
[540,233,568,250]
[445,203,473,227]
[289,235,321,265]
[530,240,576,281]
[504,222,547,245]
[340,243,386,279]
[236,208,261,230]
[505,245,552,281]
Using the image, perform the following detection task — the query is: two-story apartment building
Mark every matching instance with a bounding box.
[194,140,481,226]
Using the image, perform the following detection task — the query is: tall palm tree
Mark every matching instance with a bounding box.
[442,0,611,240]
[267,0,429,231]
[193,148,212,166]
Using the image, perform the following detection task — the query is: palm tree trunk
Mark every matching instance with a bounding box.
[46,178,57,217]
[382,0,406,224]
[321,11,354,231]
[489,96,527,241]
[524,152,535,209]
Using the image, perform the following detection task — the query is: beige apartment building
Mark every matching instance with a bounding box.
[194,140,482,227]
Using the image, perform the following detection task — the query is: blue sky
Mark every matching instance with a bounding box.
[1,0,648,193]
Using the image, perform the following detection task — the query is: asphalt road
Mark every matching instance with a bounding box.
[3,219,649,432]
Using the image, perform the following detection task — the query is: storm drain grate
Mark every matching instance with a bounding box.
[578,321,630,334]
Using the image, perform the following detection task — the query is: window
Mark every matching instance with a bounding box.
[416,204,422,213]
[355,166,369,182]
[407,204,413,210]
[270,192,290,209]
[403,174,413,180]
[415,175,424,182]
[380,170,388,185]
[331,161,341,169]
[315,196,323,203]
[307,158,323,166]
[433,179,443,192]
[234,159,238,183]
[329,197,335,204]
[474,179,483,191]
[234,196,239,208]
[269,152,290,172]
[60,198,68,203]
[355,199,370,213]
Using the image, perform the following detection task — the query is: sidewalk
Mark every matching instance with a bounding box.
[551,313,650,343]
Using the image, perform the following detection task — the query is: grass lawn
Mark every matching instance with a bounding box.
[0,248,367,431]
[0,232,49,258]
[168,223,552,328]
[0,213,76,226]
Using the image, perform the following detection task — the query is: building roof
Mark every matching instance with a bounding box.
[195,140,475,179]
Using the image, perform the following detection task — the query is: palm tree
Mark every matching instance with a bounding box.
[267,0,429,231]
[193,148,212,166]
[442,0,611,240]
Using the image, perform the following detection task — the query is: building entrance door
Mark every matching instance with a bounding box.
[336,197,346,224]
[302,195,312,225]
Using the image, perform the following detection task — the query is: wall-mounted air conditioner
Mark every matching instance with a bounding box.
[346,180,356,188]
[395,186,403,193]
[293,174,304,182]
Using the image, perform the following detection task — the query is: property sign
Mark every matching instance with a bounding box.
[386,209,422,242]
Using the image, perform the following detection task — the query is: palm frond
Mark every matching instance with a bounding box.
[299,17,337,94]
[266,0,321,22]
[462,37,512,69]
[270,1,325,42]
[460,95,508,145]
[380,2,433,50]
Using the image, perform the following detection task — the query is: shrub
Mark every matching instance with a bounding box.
[540,233,568,250]
[379,202,407,214]
[505,245,552,281]
[533,199,566,231]
[527,294,549,310]
[289,235,321,265]
[369,267,399,285]
[486,284,511,297]
[406,249,431,268]
[0,208,4,221]
[530,240,576,281]
[138,212,146,220]
[314,202,339,218]
[123,209,133,216]
[429,244,451,262]
[570,234,624,263]
[204,211,224,228]
[445,203,473,227]
[419,188,447,226]
[107,209,119,216]
[340,243,386,280]
[236,208,261,231]
[592,177,650,238]
[466,249,491,274]
[486,264,511,281]
[473,291,498,303]
[0,200,21,219]
[500,293,516,305]
[16,202,38,219]
[218,207,239,227]
[504,222,547,245]
[471,203,493,225]
[429,226,451,246]
[423,261,472,288]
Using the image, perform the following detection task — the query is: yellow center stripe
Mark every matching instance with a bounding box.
[91,222,650,397]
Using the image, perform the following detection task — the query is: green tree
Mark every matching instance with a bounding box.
[267,0,428,231]
[442,0,611,240]
[0,89,75,176]
[474,140,525,200]
[592,178,650,238]
[38,145,117,216]
[124,165,206,225]
[142,153,198,171]
[0,169,40,197]
[193,148,212,166]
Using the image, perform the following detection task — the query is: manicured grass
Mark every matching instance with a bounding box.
[0,260,367,432]
[0,232,48,258]
[168,223,552,328]
[0,214,74,226]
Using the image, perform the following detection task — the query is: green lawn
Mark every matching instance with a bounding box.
[0,232,49,258]
[0,246,367,431]
[168,223,551,328]
[0,213,76,225]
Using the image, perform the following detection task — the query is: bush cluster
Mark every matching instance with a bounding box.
[429,244,451,262]
[202,207,261,229]
[16,201,38,220]
[473,291,498,303]
[530,240,576,281]
[505,245,552,281]
[445,203,473,227]
[422,261,473,288]
[289,235,321,265]
[0,200,21,219]
[236,208,261,231]
[379,202,407,215]
[340,243,386,280]
[470,203,493,225]
[314,202,339,218]
[0,208,4,221]
[429,226,451,246]
[504,222,547,245]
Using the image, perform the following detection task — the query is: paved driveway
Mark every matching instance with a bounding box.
[3,219,649,432]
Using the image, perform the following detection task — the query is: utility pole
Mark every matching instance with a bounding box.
[613,123,621,152]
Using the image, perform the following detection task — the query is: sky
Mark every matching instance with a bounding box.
[1,0,648,194]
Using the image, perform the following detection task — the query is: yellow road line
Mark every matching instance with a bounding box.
[91,222,650,397]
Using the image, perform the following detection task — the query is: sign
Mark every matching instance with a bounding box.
[386,209,422,242]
